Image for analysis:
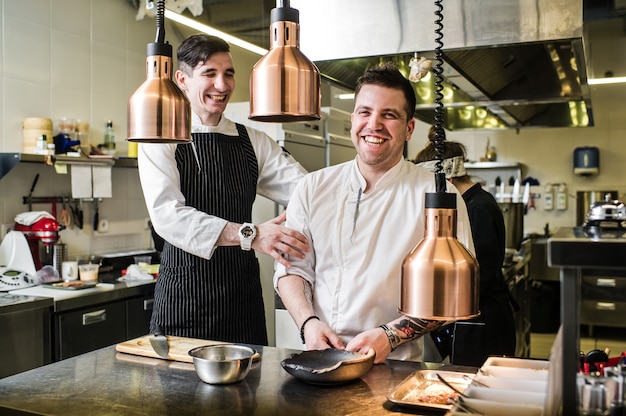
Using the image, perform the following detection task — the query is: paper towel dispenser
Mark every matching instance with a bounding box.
[574,147,599,176]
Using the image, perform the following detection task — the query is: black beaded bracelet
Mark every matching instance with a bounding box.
[299,315,320,344]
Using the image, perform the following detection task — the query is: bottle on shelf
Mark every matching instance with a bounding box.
[103,120,116,155]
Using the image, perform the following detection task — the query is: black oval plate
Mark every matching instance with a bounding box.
[281,348,375,385]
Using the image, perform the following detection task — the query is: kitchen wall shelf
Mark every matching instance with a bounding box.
[0,153,138,181]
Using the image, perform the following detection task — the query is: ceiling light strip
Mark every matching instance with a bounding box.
[588,76,626,85]
[164,10,268,56]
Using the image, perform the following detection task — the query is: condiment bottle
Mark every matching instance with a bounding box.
[104,120,116,154]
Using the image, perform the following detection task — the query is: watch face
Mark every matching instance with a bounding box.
[241,226,254,238]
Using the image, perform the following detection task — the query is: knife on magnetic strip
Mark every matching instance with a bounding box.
[149,324,169,358]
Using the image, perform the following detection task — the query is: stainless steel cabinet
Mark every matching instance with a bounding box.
[580,270,626,336]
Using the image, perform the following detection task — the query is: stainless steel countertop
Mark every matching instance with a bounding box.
[0,292,53,314]
[0,343,467,416]
[548,226,626,269]
[8,280,156,312]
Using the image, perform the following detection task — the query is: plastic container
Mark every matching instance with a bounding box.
[128,141,138,158]
[78,264,99,282]
[133,255,151,265]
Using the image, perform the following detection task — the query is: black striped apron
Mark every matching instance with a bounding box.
[150,123,268,345]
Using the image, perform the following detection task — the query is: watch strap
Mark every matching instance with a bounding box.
[239,222,256,251]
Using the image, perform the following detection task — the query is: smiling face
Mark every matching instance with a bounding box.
[350,84,415,181]
[175,51,235,126]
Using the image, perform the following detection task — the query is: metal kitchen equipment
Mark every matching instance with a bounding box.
[293,0,592,130]
[584,193,626,228]
[499,202,524,250]
[399,0,480,321]
[150,324,169,358]
[127,0,191,143]
[13,214,60,271]
[464,162,522,197]
[249,0,321,122]
[576,191,618,226]
[51,243,67,276]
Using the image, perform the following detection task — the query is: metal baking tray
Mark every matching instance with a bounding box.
[42,281,98,290]
[387,369,473,410]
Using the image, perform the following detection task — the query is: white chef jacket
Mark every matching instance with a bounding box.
[138,113,307,260]
[274,158,475,361]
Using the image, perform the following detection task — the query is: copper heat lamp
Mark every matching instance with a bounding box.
[399,0,480,320]
[249,0,321,122]
[127,0,191,143]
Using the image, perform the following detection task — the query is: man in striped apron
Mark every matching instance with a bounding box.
[138,34,310,345]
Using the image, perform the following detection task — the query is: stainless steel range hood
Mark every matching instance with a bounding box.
[291,0,593,130]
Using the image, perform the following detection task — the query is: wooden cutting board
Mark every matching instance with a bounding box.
[116,335,260,363]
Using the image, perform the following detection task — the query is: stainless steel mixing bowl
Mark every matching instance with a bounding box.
[188,344,255,384]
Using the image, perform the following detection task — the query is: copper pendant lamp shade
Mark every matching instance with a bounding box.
[127,0,191,143]
[399,0,480,321]
[400,191,480,320]
[249,0,321,122]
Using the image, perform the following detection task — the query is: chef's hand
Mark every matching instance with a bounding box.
[346,328,393,364]
[302,319,345,351]
[253,211,310,268]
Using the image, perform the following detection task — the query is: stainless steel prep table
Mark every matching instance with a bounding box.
[548,226,626,416]
[0,343,468,415]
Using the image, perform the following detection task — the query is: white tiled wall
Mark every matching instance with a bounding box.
[0,0,160,256]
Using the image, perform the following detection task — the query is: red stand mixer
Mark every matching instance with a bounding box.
[14,212,60,271]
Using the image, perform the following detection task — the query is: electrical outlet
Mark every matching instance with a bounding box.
[98,218,109,233]
[1,223,13,239]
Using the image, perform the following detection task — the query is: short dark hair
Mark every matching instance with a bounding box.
[353,62,416,120]
[177,34,230,75]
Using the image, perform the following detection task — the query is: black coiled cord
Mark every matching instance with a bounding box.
[433,0,447,193]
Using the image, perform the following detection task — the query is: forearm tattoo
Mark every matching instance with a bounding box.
[302,280,313,305]
[392,317,446,342]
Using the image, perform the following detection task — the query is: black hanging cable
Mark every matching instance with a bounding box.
[154,0,166,44]
[432,0,447,193]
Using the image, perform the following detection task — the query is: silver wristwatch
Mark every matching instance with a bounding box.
[238,223,257,251]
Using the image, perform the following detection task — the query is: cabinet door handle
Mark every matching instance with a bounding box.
[82,309,107,326]
[596,302,616,311]
[596,278,616,287]
[143,298,154,311]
